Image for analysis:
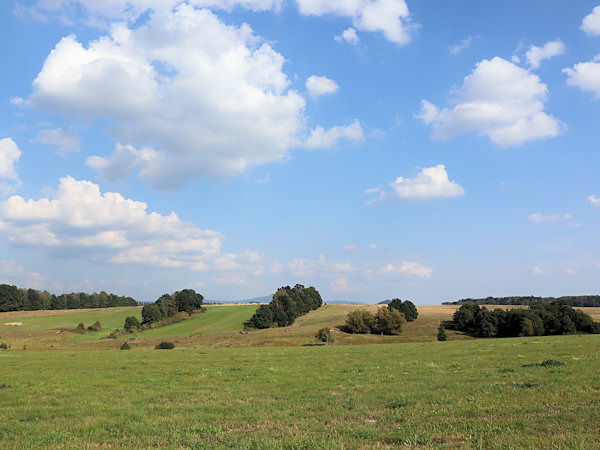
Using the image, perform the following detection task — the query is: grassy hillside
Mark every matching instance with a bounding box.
[1,335,599,447]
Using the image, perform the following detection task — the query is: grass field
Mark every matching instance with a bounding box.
[1,335,599,448]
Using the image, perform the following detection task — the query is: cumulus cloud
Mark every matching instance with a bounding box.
[532,266,544,276]
[367,164,464,203]
[305,120,364,149]
[335,27,360,45]
[563,55,600,99]
[297,0,415,45]
[306,75,339,99]
[525,39,565,69]
[0,176,224,270]
[28,6,306,189]
[527,212,572,223]
[416,57,563,147]
[342,244,358,251]
[563,267,576,276]
[0,138,22,194]
[582,5,600,36]
[379,261,432,279]
[37,128,80,154]
[331,275,351,292]
[588,195,600,208]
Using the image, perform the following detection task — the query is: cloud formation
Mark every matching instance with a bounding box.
[417,57,563,147]
[335,27,360,45]
[525,39,565,69]
[296,0,415,45]
[588,195,600,208]
[368,164,464,203]
[0,138,22,194]
[563,55,600,99]
[0,176,223,270]
[582,5,600,36]
[527,212,571,223]
[449,36,474,55]
[29,6,306,189]
[305,120,364,149]
[37,128,80,154]
[379,261,432,279]
[306,75,339,99]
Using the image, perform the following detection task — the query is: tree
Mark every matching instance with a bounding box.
[316,327,334,345]
[248,304,274,329]
[437,325,447,341]
[346,309,375,334]
[388,299,419,322]
[373,307,406,335]
[141,303,164,325]
[175,289,203,315]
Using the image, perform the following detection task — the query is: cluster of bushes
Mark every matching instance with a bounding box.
[74,321,102,334]
[387,299,418,321]
[122,289,204,333]
[0,342,9,350]
[246,285,322,329]
[452,299,600,338]
[445,295,600,307]
[0,284,137,312]
[345,307,407,335]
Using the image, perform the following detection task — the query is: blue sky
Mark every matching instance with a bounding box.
[1,0,600,303]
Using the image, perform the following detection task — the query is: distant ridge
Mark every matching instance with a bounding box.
[205,295,272,305]
[326,300,368,305]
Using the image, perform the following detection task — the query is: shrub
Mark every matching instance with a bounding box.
[76,322,86,334]
[155,341,175,350]
[120,342,131,350]
[437,325,447,341]
[87,321,102,331]
[0,342,9,350]
[316,327,334,345]
[124,316,141,333]
[107,329,124,339]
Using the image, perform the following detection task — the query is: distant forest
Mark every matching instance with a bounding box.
[443,296,600,307]
[0,284,138,312]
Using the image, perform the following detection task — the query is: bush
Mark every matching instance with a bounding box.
[373,307,406,335]
[120,342,131,350]
[124,316,141,333]
[107,329,124,339]
[437,325,447,341]
[0,342,9,350]
[155,341,175,350]
[87,321,102,331]
[316,327,334,344]
[76,322,86,334]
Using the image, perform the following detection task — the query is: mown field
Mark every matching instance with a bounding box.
[1,335,599,448]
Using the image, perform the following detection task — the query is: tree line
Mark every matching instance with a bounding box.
[246,285,322,329]
[123,289,204,332]
[0,284,137,312]
[451,299,600,338]
[444,295,600,307]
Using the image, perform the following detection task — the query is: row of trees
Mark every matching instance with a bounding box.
[452,299,600,338]
[345,307,407,335]
[0,284,137,312]
[387,299,418,321]
[444,295,600,307]
[123,289,204,332]
[246,285,322,329]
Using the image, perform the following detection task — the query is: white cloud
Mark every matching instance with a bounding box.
[532,266,544,276]
[37,128,80,154]
[449,36,474,55]
[284,254,355,277]
[331,275,351,292]
[379,261,432,279]
[342,244,358,251]
[588,195,600,208]
[28,6,306,189]
[563,55,600,99]
[297,0,415,45]
[306,75,339,99]
[569,222,584,228]
[417,57,563,147]
[582,5,600,36]
[0,176,224,270]
[368,164,464,203]
[0,138,22,194]
[369,243,377,249]
[527,212,572,223]
[335,27,360,45]
[563,267,576,276]
[305,120,364,149]
[525,39,565,69]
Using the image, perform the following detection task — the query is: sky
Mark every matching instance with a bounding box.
[1,0,600,304]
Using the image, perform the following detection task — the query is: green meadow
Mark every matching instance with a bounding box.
[1,304,599,448]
